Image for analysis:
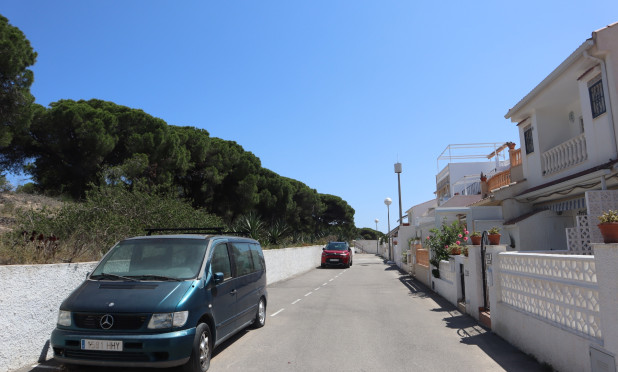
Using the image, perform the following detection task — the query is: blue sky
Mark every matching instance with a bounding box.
[2,1,618,232]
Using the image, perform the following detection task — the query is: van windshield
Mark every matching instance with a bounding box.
[91,239,207,281]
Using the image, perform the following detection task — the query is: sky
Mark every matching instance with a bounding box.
[2,1,618,233]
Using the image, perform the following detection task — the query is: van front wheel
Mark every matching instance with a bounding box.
[182,323,212,372]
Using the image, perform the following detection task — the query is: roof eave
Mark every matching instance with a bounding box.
[505,39,595,121]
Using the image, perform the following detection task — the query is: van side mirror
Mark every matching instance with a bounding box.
[213,272,225,284]
[322,247,325,251]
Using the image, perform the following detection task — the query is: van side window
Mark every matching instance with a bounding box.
[211,243,232,280]
[232,242,254,276]
[250,243,264,271]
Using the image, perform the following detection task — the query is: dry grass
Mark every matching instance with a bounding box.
[0,192,63,233]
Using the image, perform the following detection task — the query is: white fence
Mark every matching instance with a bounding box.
[427,243,618,372]
[498,253,601,341]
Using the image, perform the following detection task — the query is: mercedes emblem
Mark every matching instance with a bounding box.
[100,314,114,330]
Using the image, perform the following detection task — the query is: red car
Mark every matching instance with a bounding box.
[321,241,353,268]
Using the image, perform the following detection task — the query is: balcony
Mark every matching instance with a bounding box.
[541,133,588,176]
[487,169,511,191]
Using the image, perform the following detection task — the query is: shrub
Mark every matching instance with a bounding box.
[0,186,223,264]
[426,220,468,269]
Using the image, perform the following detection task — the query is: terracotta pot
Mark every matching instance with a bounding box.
[470,235,482,245]
[488,234,501,245]
[598,223,618,243]
[450,247,461,255]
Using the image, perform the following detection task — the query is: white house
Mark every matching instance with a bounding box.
[498,22,618,252]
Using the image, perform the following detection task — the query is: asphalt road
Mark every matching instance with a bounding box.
[19,253,546,372]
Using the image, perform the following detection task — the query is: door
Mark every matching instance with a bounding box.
[230,242,260,326]
[209,243,238,339]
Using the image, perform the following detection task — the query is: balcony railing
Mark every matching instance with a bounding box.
[487,169,511,191]
[541,133,587,176]
[510,148,522,167]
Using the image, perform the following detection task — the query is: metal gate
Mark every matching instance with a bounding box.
[480,231,490,310]
[459,263,465,301]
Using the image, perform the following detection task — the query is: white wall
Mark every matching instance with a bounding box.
[0,245,323,372]
[354,240,380,254]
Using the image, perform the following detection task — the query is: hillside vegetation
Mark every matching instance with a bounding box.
[0,14,358,265]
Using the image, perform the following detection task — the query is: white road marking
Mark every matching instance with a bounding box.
[292,299,301,305]
[329,278,334,282]
[323,282,328,286]
[315,287,320,291]
[304,292,312,296]
[271,308,285,317]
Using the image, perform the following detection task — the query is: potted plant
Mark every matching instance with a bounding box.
[488,226,501,245]
[448,243,461,255]
[598,210,618,243]
[469,231,482,245]
[462,245,469,257]
[506,141,516,150]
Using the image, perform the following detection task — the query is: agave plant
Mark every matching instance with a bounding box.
[267,220,289,245]
[232,212,265,241]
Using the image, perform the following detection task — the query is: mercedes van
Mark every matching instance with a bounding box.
[51,230,267,372]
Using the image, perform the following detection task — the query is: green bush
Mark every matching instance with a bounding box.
[0,186,223,264]
[427,220,468,269]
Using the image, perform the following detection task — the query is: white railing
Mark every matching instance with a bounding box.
[541,133,587,176]
[498,252,601,341]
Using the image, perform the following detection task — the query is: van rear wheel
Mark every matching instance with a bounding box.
[252,298,266,328]
[182,323,211,372]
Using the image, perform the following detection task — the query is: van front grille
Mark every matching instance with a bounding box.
[73,313,148,330]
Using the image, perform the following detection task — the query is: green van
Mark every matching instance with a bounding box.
[50,231,267,371]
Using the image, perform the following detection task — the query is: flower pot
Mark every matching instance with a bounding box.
[598,223,618,243]
[450,247,461,255]
[488,234,501,245]
[470,235,481,245]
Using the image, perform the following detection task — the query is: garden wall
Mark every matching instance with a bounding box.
[0,245,322,372]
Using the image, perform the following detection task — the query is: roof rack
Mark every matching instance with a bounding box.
[145,227,226,236]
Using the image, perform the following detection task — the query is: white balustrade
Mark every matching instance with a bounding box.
[498,252,601,341]
[541,133,587,176]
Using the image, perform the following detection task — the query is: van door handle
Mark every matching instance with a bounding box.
[230,289,237,295]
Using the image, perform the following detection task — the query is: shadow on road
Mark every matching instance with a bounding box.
[388,262,547,372]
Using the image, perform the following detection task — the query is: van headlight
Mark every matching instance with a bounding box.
[57,310,71,326]
[148,311,189,329]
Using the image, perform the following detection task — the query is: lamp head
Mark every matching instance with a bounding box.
[384,197,392,206]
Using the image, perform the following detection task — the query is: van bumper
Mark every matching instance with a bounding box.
[50,327,195,368]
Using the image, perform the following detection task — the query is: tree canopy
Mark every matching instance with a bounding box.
[0,14,358,241]
[0,14,37,166]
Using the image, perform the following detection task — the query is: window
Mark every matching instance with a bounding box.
[589,78,606,118]
[250,244,265,271]
[232,242,254,276]
[524,126,534,154]
[579,116,585,134]
[211,243,232,279]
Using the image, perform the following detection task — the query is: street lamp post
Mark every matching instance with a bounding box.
[394,162,403,225]
[384,197,392,261]
[374,218,379,255]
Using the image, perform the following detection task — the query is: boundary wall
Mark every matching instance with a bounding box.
[0,245,322,372]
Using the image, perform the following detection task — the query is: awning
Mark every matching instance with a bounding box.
[537,197,586,212]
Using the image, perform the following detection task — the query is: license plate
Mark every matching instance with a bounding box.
[329,259,339,262]
[81,339,123,351]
